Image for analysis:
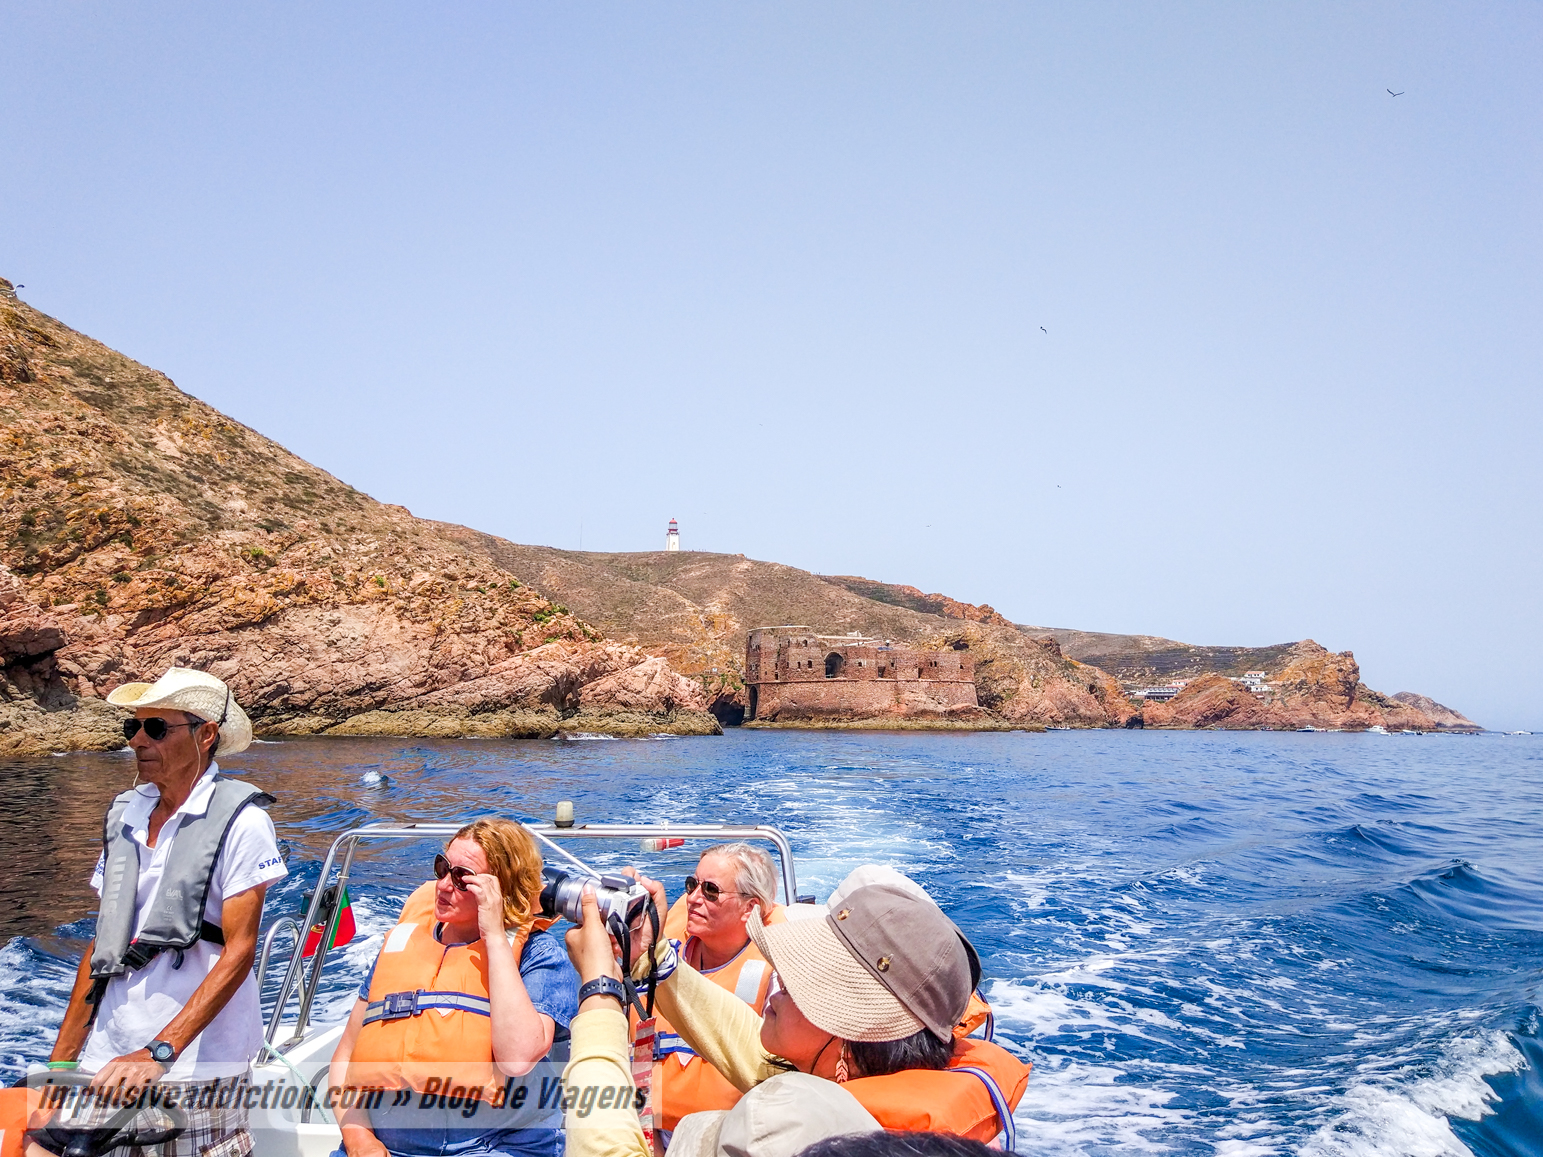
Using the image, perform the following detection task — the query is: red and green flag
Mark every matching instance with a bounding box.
[302,885,356,957]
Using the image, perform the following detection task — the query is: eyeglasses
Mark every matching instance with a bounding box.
[433,853,475,891]
[123,717,205,742]
[684,876,746,903]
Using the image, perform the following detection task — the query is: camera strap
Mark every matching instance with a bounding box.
[611,896,662,1021]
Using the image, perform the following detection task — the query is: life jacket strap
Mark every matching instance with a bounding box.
[362,989,493,1025]
[652,1031,697,1061]
[951,1066,1015,1151]
[117,921,226,972]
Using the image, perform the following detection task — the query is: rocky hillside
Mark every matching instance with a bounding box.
[432,534,1143,729]
[0,278,716,754]
[1390,692,1482,732]
[435,546,1479,733]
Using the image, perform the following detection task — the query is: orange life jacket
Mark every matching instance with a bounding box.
[0,1085,42,1157]
[842,1036,1032,1146]
[955,990,994,1039]
[348,882,503,1094]
[639,895,784,1131]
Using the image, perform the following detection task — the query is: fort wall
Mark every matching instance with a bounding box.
[745,626,979,722]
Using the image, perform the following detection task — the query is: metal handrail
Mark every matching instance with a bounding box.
[255,916,299,991]
[264,820,803,1051]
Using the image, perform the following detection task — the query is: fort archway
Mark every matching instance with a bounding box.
[824,652,845,678]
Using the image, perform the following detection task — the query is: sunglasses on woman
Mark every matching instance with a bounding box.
[684,876,745,903]
[122,717,205,741]
[433,853,475,891]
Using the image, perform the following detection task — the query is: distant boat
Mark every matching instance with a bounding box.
[1398,729,1422,736]
[1046,725,1073,731]
[1506,730,1532,736]
[1366,725,1389,735]
[1296,726,1320,732]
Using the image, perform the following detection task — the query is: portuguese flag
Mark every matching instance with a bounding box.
[302,885,356,958]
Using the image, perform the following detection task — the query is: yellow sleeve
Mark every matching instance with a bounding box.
[647,957,783,1093]
[562,1008,649,1157]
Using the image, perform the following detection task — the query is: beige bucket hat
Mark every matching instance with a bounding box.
[106,667,254,756]
[748,865,979,1043]
[668,1072,878,1157]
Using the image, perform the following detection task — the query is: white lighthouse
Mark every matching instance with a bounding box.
[666,518,679,551]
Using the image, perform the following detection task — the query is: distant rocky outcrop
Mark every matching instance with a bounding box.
[1018,625,1301,686]
[0,278,717,749]
[1139,642,1443,731]
[1390,692,1482,732]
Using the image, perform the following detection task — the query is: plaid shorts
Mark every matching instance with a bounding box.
[33,1077,253,1157]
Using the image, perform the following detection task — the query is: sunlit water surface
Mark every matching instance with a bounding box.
[2,730,1540,1157]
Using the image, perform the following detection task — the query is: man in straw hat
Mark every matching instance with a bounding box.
[33,668,286,1157]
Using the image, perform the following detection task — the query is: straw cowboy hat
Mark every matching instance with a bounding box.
[748,865,980,1043]
[106,667,254,756]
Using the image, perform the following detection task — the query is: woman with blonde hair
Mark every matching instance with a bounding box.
[329,819,578,1157]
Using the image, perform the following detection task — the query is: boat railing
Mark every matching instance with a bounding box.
[255,916,300,992]
[263,820,806,1051]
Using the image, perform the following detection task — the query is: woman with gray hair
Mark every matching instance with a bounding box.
[647,842,782,1133]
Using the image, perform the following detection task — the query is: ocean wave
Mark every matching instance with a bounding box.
[1299,1029,1523,1157]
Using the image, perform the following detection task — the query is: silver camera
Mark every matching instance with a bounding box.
[538,866,650,929]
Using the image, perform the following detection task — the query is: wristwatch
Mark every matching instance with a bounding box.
[577,976,628,1008]
[147,1040,176,1065]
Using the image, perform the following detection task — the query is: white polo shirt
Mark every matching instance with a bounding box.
[79,763,287,1081]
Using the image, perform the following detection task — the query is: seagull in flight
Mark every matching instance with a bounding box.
[1388,88,1404,96]
[1040,326,1048,334]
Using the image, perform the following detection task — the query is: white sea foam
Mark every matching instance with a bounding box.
[559,732,619,740]
[1010,1054,1194,1155]
[1299,1029,1523,1157]
[0,940,73,1063]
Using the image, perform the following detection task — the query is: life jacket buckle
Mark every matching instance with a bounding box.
[381,990,419,1020]
[121,940,159,971]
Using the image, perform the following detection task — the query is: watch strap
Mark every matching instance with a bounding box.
[577,976,628,1007]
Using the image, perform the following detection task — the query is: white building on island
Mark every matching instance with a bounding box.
[666,518,679,551]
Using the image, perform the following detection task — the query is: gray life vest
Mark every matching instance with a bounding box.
[89,775,277,982]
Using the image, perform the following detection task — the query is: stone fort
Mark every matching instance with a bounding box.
[744,626,979,722]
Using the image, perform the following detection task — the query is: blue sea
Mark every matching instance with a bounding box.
[2,729,1540,1156]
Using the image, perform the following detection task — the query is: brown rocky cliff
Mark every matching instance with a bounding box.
[917,627,1139,728]
[0,278,716,747]
[0,564,123,754]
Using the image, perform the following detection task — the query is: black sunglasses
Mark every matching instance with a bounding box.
[123,717,205,742]
[434,853,475,891]
[684,876,745,903]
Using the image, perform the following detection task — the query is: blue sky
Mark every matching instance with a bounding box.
[4,4,1539,726]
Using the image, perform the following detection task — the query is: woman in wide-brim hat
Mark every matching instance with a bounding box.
[559,865,1027,1157]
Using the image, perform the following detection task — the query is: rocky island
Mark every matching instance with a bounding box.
[0,276,1480,748]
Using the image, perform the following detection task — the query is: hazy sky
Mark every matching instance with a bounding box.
[4,4,1539,726]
